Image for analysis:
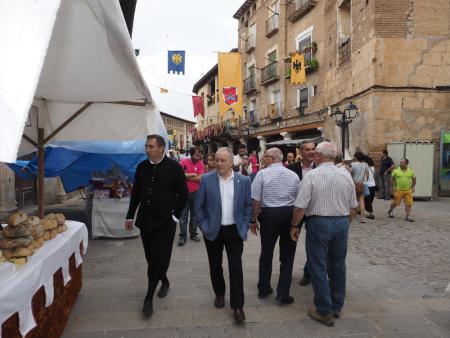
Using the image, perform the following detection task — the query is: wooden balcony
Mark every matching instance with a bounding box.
[288,0,317,22]
[261,61,279,86]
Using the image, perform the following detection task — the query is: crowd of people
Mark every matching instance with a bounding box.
[124,134,417,327]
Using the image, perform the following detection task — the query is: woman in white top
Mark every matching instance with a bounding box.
[351,151,369,223]
[363,154,377,219]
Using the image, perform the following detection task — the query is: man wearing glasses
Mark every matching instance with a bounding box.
[250,147,300,305]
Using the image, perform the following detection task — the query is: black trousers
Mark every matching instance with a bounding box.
[258,206,297,298]
[364,186,376,213]
[204,225,244,310]
[140,218,176,285]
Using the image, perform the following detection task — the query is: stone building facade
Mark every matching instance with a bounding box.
[234,0,450,191]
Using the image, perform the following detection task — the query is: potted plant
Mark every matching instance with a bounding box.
[306,58,319,72]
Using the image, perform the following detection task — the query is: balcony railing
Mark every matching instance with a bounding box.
[261,61,279,85]
[268,102,282,121]
[265,13,279,37]
[245,34,256,53]
[338,38,351,66]
[288,0,317,22]
[244,74,257,94]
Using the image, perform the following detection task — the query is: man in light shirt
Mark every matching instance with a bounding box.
[195,147,252,323]
[251,147,300,305]
[291,142,357,327]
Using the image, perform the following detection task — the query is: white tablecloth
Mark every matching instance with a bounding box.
[0,221,88,337]
[91,198,140,238]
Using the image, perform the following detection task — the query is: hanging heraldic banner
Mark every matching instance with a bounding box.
[168,51,185,75]
[291,52,306,85]
[218,52,243,117]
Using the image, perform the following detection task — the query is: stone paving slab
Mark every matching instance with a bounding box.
[60,198,450,337]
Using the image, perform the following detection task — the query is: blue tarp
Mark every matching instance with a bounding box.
[8,140,147,193]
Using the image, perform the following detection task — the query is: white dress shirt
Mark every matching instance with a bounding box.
[295,162,358,216]
[218,171,235,225]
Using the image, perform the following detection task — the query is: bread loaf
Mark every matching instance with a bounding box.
[27,216,40,226]
[49,228,58,239]
[43,231,51,241]
[0,236,33,249]
[10,257,27,266]
[57,224,68,233]
[41,219,57,231]
[55,213,66,225]
[2,223,32,238]
[3,245,34,259]
[6,212,27,226]
[30,223,44,239]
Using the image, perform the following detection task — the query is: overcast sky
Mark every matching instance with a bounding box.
[132,0,244,122]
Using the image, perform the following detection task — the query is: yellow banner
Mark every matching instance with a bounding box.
[218,52,243,117]
[291,52,306,85]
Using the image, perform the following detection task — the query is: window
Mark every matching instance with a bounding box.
[296,86,314,115]
[337,0,352,65]
[267,50,277,64]
[295,26,313,63]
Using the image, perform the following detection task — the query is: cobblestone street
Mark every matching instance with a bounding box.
[349,198,450,293]
[57,197,450,337]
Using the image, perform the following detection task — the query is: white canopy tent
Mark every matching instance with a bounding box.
[0,0,166,216]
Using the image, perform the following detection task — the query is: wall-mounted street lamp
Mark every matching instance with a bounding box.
[329,102,359,155]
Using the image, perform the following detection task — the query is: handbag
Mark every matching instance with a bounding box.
[363,183,370,196]
[355,181,364,193]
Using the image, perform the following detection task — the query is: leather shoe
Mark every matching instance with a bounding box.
[257,287,273,299]
[233,308,246,323]
[308,308,334,327]
[157,283,169,298]
[214,295,225,308]
[276,295,294,305]
[190,234,201,242]
[142,298,153,317]
[178,238,186,246]
[332,310,340,319]
[299,274,311,286]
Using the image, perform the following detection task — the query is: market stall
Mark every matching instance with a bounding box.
[0,218,88,338]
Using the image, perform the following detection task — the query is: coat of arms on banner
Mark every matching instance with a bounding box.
[223,87,238,105]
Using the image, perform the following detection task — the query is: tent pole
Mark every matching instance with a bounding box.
[38,128,45,218]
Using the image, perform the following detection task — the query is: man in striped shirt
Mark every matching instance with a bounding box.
[251,147,300,305]
[290,142,358,327]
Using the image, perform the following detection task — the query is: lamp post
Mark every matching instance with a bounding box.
[329,102,359,156]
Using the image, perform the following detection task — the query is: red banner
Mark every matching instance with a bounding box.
[192,96,204,117]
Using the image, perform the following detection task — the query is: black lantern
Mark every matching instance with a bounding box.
[330,102,359,155]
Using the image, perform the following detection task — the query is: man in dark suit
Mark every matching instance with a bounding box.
[287,141,316,286]
[195,147,252,323]
[125,134,188,317]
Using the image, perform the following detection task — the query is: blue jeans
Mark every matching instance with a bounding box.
[179,191,198,239]
[305,216,349,315]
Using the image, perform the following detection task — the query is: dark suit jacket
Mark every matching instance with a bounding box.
[195,172,252,241]
[126,156,188,232]
[287,162,316,181]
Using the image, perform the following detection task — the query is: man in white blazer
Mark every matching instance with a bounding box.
[195,147,252,323]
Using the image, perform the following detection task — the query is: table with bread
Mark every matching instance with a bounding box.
[0,211,88,338]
